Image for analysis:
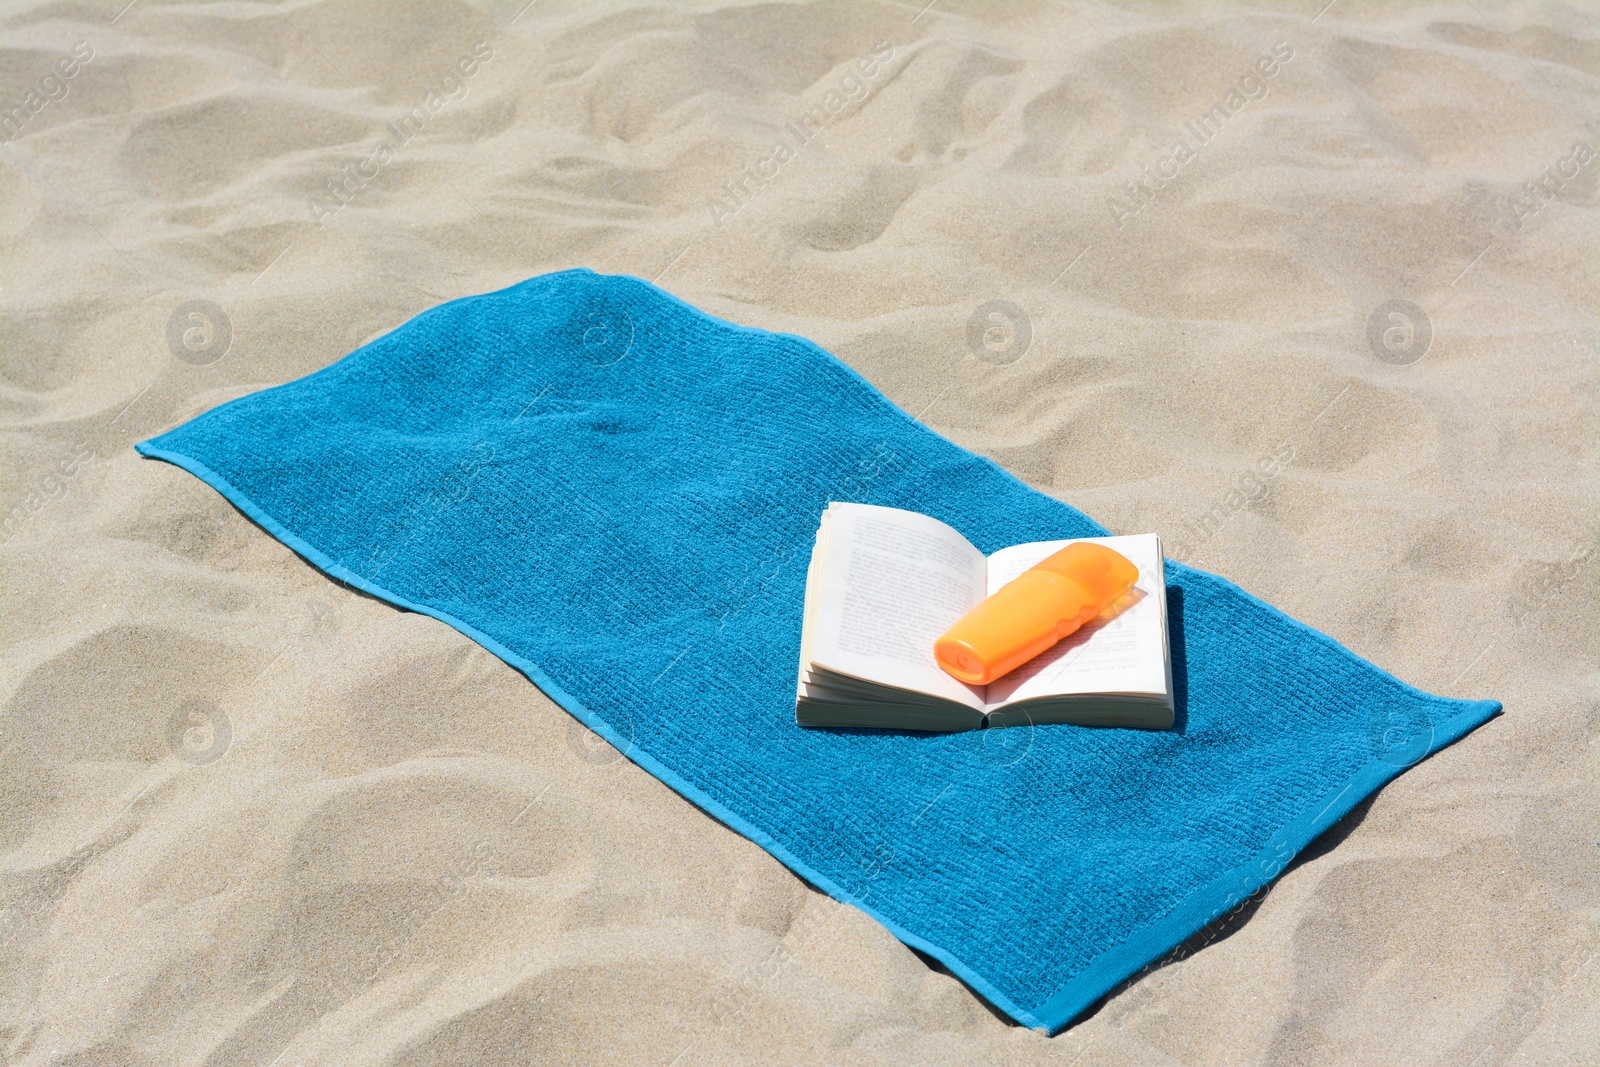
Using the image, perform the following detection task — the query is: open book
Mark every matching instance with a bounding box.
[795,503,1174,732]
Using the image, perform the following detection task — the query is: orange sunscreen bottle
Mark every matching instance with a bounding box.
[934,542,1139,686]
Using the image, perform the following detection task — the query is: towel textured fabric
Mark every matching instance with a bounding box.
[136,269,1499,1033]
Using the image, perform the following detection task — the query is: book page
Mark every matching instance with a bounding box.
[805,503,987,708]
[982,534,1169,708]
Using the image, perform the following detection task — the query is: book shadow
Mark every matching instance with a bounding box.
[1167,583,1189,734]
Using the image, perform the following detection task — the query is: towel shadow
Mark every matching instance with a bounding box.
[908,948,1023,1027]
[790,779,1384,1037]
[787,874,1026,1028]
[1067,790,1380,1030]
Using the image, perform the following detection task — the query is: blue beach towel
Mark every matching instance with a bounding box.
[137,270,1499,1033]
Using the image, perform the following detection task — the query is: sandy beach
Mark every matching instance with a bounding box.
[2,1,1595,1063]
